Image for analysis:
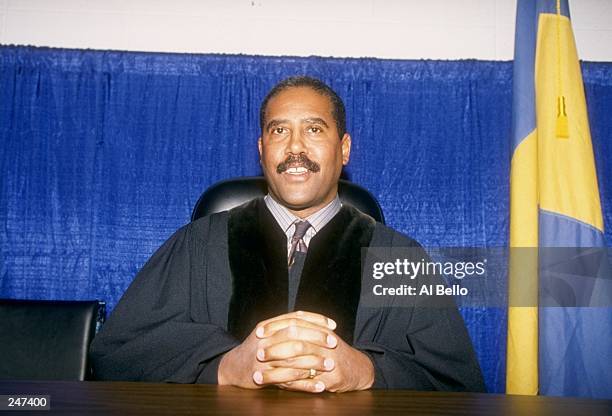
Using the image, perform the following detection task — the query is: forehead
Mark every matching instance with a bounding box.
[264,87,334,122]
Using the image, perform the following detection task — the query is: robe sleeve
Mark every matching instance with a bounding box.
[89,217,240,383]
[353,227,486,392]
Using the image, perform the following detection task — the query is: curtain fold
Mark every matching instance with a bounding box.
[1,46,611,393]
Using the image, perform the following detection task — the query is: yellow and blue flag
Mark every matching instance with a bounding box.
[507,0,612,398]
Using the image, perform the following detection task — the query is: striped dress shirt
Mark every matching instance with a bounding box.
[263,194,342,258]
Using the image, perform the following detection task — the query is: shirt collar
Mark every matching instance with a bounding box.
[264,194,342,233]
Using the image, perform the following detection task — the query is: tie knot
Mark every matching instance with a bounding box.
[292,220,311,241]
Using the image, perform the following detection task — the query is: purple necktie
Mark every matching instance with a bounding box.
[288,220,311,267]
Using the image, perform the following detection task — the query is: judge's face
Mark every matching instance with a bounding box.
[258,87,351,218]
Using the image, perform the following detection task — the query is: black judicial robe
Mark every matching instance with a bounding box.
[90,198,485,391]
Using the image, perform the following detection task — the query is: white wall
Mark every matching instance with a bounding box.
[0,0,611,61]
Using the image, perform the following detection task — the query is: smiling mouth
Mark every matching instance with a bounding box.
[276,154,320,174]
[285,166,309,175]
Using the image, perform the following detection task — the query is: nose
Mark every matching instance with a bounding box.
[286,129,306,154]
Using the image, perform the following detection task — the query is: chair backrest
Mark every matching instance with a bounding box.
[191,176,385,224]
[0,299,105,381]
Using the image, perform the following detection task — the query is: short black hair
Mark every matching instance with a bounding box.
[259,76,346,139]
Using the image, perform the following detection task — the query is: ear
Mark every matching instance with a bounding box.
[258,137,263,161]
[341,134,351,166]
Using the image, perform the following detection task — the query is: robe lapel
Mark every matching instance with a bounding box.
[227,198,288,341]
[294,206,375,344]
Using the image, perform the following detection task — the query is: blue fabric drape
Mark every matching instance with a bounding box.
[1,46,611,394]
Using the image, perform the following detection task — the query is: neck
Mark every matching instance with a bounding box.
[275,196,337,219]
[287,205,327,219]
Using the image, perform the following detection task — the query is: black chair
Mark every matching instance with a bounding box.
[0,299,105,381]
[191,176,385,224]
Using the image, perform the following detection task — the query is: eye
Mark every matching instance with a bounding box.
[307,126,322,134]
[272,127,287,135]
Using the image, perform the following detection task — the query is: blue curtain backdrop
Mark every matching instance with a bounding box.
[1,45,611,394]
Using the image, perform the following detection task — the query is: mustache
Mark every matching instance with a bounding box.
[276,154,321,174]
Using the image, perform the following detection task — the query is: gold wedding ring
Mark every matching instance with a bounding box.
[308,368,317,378]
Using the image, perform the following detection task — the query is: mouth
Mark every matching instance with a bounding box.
[285,166,309,175]
[281,165,313,183]
[276,154,321,175]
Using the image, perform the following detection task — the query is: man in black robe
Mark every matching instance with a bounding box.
[90,76,485,393]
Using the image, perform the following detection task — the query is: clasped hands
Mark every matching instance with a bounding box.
[218,311,374,393]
